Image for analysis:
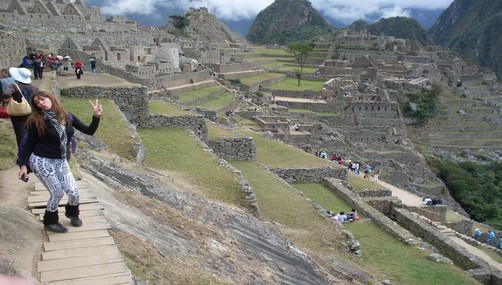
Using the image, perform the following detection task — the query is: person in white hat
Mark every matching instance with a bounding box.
[1,67,39,147]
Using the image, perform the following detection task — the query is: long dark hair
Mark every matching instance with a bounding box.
[27,91,70,137]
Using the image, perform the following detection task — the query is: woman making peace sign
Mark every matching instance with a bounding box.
[18,92,103,233]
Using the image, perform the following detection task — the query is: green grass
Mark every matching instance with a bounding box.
[149,100,193,115]
[61,97,137,160]
[239,73,285,85]
[0,120,17,170]
[347,172,381,192]
[206,123,240,140]
[255,48,292,56]
[138,127,248,209]
[178,85,222,104]
[277,66,318,73]
[266,77,325,91]
[239,128,333,168]
[231,161,352,254]
[193,91,235,110]
[293,182,478,285]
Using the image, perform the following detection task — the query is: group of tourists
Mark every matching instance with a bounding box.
[1,65,103,233]
[18,52,97,80]
[327,208,360,223]
[473,228,502,249]
[313,149,381,181]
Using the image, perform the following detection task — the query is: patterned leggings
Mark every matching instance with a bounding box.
[29,154,79,212]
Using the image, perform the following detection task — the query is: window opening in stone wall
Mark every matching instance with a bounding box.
[117,53,121,60]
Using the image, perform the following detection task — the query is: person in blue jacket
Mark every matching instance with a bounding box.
[18,91,102,233]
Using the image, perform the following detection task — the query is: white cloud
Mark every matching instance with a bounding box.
[89,0,454,23]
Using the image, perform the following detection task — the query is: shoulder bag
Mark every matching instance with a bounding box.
[6,84,32,116]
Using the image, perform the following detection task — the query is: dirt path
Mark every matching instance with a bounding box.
[0,166,43,284]
[376,179,424,207]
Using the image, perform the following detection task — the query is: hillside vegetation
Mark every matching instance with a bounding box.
[429,0,502,79]
[246,0,333,44]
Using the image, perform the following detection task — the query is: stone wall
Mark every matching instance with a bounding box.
[0,31,25,68]
[240,74,286,93]
[207,137,256,161]
[393,208,484,270]
[206,63,252,73]
[60,86,149,125]
[271,167,347,183]
[61,85,208,140]
[145,114,208,141]
[323,178,416,243]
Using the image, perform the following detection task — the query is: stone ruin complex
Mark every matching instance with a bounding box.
[0,0,247,90]
[2,2,502,283]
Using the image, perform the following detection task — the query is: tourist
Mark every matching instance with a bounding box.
[346,209,358,222]
[334,211,348,223]
[363,164,372,179]
[498,237,502,249]
[473,228,482,241]
[20,55,31,68]
[62,55,71,75]
[74,60,83,79]
[422,196,433,206]
[486,230,495,246]
[372,168,380,181]
[1,67,39,148]
[32,54,43,80]
[17,92,102,233]
[89,57,96,75]
[0,67,16,93]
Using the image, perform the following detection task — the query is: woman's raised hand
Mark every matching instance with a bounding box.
[89,99,103,117]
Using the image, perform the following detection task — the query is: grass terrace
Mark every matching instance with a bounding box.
[138,127,248,209]
[266,77,325,91]
[178,85,223,104]
[293,182,479,285]
[192,91,235,110]
[239,73,285,85]
[239,128,333,168]
[149,100,193,116]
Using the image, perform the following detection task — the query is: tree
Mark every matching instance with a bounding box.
[169,15,190,31]
[287,41,314,86]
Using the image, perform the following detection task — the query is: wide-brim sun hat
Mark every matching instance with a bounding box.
[9,67,32,84]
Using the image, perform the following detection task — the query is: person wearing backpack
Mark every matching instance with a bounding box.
[1,67,39,147]
[17,91,102,233]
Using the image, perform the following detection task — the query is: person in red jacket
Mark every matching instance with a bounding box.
[74,60,83,79]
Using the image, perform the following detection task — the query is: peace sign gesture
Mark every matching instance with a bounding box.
[89,99,103,117]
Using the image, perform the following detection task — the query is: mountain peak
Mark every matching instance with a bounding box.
[246,0,333,45]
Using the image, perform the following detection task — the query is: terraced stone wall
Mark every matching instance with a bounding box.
[272,167,347,183]
[207,137,256,161]
[61,86,149,125]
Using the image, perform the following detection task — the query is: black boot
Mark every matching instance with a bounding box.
[43,210,68,233]
[65,204,82,227]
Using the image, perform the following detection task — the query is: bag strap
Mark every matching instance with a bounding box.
[13,84,24,102]
[13,84,31,104]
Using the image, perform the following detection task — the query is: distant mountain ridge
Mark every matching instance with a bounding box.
[429,0,502,79]
[246,0,333,44]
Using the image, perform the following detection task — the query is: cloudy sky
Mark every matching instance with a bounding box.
[82,0,455,29]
